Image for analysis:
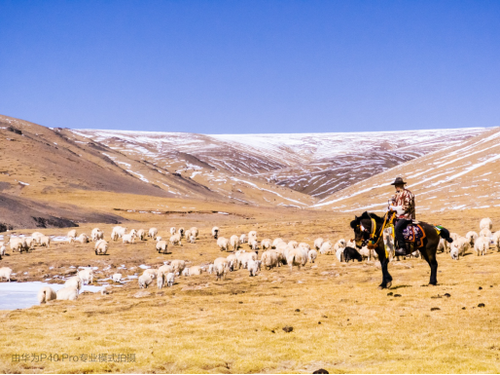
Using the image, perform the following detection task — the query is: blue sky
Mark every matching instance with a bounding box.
[1,1,499,133]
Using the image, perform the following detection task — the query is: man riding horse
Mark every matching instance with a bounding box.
[388,177,416,257]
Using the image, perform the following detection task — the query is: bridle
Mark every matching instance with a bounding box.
[358,211,396,250]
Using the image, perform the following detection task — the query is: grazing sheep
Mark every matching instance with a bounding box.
[184,229,192,240]
[466,231,479,247]
[64,276,82,291]
[112,273,122,282]
[111,226,127,241]
[137,229,146,241]
[474,237,489,256]
[157,266,175,288]
[335,246,344,262]
[170,227,177,235]
[261,250,280,270]
[212,226,220,239]
[227,254,240,271]
[493,231,500,252]
[95,239,109,255]
[450,237,470,260]
[78,269,94,285]
[182,268,190,277]
[0,245,5,257]
[208,264,215,274]
[188,234,196,244]
[288,240,298,249]
[75,234,90,244]
[450,232,460,242]
[166,273,175,287]
[248,238,259,250]
[91,228,104,242]
[139,273,154,289]
[214,257,229,269]
[57,286,79,301]
[217,237,230,251]
[344,247,363,262]
[39,236,51,248]
[299,242,311,251]
[189,266,203,275]
[9,237,27,252]
[156,240,169,254]
[158,264,174,275]
[215,263,228,281]
[248,259,261,277]
[0,267,13,282]
[143,268,157,280]
[170,260,187,276]
[319,240,333,255]
[479,228,492,239]
[240,234,247,244]
[359,246,376,261]
[314,238,324,250]
[37,286,57,304]
[31,232,44,244]
[248,230,257,241]
[178,228,185,237]
[308,249,318,263]
[286,247,308,270]
[230,235,240,251]
[346,239,356,248]
[480,218,493,231]
[120,232,134,244]
[272,238,284,248]
[437,237,451,253]
[170,233,182,246]
[148,228,158,239]
[189,227,199,238]
[261,238,272,250]
[67,229,77,240]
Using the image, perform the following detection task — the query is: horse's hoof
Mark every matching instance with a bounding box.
[386,281,392,289]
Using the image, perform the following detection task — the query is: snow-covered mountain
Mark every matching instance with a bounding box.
[73,127,487,199]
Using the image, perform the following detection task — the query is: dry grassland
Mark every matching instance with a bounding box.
[1,192,500,373]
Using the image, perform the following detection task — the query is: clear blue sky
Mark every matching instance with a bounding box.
[1,1,499,133]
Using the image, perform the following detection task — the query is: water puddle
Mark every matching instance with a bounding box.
[0,282,102,310]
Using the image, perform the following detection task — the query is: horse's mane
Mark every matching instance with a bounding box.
[361,211,384,221]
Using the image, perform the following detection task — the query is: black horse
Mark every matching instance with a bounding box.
[350,211,452,289]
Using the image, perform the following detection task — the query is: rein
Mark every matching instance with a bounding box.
[365,212,395,250]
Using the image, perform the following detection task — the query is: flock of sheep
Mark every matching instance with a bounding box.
[0,217,498,306]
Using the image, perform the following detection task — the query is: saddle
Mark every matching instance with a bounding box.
[402,223,426,249]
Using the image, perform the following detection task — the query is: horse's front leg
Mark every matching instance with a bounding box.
[377,249,392,289]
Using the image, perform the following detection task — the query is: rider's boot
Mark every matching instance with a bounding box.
[395,243,411,257]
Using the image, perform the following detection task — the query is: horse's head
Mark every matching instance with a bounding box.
[350,212,373,249]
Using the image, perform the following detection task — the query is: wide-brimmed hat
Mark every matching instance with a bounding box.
[390,177,407,186]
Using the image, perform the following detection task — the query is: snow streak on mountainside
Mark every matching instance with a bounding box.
[75,128,487,199]
[315,127,500,213]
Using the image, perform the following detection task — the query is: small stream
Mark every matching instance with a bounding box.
[0,282,102,310]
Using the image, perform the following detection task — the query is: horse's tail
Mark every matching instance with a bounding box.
[439,227,453,243]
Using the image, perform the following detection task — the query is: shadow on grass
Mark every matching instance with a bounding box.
[390,284,413,290]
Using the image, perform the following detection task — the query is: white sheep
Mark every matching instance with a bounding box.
[178,227,185,237]
[214,257,229,269]
[474,237,489,256]
[112,273,122,282]
[91,228,104,242]
[286,247,308,270]
[39,236,51,248]
[248,238,259,250]
[170,260,186,276]
[56,286,79,301]
[37,286,57,304]
[272,238,284,248]
[156,240,169,254]
[437,237,450,253]
[165,273,175,287]
[137,229,146,241]
[122,232,137,244]
[157,266,175,288]
[479,228,492,239]
[148,227,158,239]
[207,264,215,274]
[189,234,196,244]
[248,230,257,241]
[67,229,77,240]
[64,276,82,291]
[75,234,90,244]
[240,234,247,244]
[139,273,154,288]
[480,218,493,231]
[95,239,109,255]
[466,231,479,247]
[226,254,240,271]
[0,245,5,257]
[170,227,177,235]
[319,240,333,255]
[493,231,500,252]
[189,266,203,276]
[170,233,182,246]
[184,229,192,240]
[308,249,318,263]
[31,232,44,244]
[215,263,228,281]
[450,237,470,260]
[261,238,272,250]
[248,259,261,277]
[78,269,94,285]
[189,227,199,238]
[181,268,190,277]
[143,268,157,279]
[212,226,220,239]
[314,238,324,250]
[261,250,280,270]
[9,237,27,252]
[230,235,240,251]
[217,237,230,251]
[288,240,298,249]
[450,232,460,242]
[0,267,13,282]
[111,226,127,241]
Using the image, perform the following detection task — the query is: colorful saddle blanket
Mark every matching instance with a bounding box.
[402,224,426,248]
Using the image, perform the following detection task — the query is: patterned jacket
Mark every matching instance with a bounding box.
[391,188,415,220]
